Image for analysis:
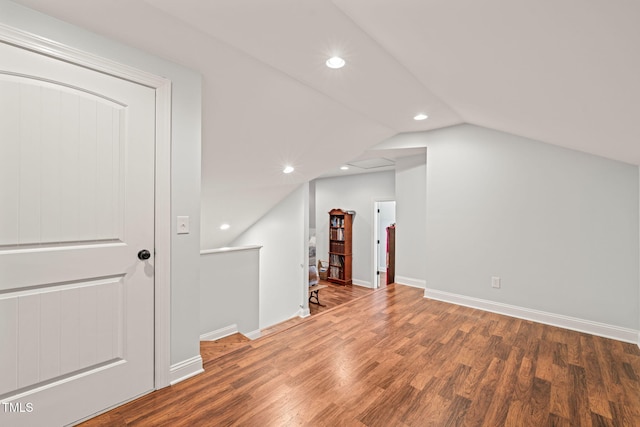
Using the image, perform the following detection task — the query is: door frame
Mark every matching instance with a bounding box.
[373,199,396,288]
[0,24,172,389]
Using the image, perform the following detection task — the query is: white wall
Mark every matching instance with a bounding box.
[231,185,307,328]
[309,180,317,229]
[315,171,395,287]
[0,1,202,366]
[200,247,260,338]
[423,124,639,331]
[395,155,427,288]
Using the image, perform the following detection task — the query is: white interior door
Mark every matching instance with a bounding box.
[0,40,156,427]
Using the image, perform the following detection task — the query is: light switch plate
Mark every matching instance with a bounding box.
[177,216,190,234]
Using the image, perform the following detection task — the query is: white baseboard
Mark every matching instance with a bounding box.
[424,288,639,344]
[299,307,311,318]
[169,355,204,385]
[293,307,307,318]
[243,329,261,340]
[395,276,426,289]
[353,279,373,288]
[200,324,238,341]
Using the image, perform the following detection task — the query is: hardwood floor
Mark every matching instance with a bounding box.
[309,280,376,315]
[81,284,640,426]
[200,333,251,362]
[201,281,377,361]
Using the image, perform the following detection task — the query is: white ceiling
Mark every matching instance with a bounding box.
[12,0,640,248]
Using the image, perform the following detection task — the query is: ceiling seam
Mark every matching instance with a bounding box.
[329,1,466,122]
[143,2,399,138]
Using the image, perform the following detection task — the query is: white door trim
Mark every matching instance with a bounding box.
[300,182,311,318]
[373,201,381,288]
[0,24,172,389]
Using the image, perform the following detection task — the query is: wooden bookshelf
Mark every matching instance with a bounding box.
[328,208,353,285]
[386,224,395,285]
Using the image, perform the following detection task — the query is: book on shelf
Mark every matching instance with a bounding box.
[329,266,344,280]
[330,228,345,241]
[330,216,345,227]
[329,254,345,267]
[330,241,345,253]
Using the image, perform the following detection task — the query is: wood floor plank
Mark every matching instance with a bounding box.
[568,363,593,426]
[581,335,614,418]
[468,357,505,424]
[480,347,524,426]
[549,362,572,420]
[80,285,640,426]
[535,339,555,382]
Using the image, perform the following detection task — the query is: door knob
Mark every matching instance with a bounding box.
[138,249,151,260]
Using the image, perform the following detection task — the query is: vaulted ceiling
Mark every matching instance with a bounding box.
[14,0,640,248]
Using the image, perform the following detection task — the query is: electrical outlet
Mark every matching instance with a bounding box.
[491,276,501,289]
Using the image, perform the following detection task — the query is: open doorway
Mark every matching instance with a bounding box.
[374,200,396,288]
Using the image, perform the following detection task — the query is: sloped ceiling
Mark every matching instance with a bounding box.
[13,0,640,248]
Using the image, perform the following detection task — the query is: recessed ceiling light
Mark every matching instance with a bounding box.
[414,113,428,121]
[340,166,349,170]
[283,165,294,174]
[326,56,346,69]
[220,223,230,230]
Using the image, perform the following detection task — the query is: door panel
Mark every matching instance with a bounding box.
[0,39,155,427]
[0,276,125,396]
[0,75,124,246]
